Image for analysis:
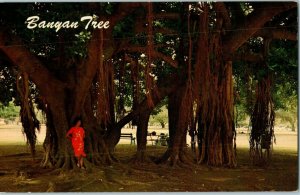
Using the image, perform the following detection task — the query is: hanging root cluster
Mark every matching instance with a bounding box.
[156,4,195,167]
[195,3,237,167]
[116,55,126,121]
[16,72,40,157]
[249,70,275,166]
[96,29,115,127]
[40,106,57,168]
[145,2,158,109]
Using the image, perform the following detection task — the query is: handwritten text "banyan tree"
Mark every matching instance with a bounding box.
[25,16,110,32]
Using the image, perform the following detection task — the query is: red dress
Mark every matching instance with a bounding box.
[67,127,86,158]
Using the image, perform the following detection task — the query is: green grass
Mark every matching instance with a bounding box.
[0,144,298,192]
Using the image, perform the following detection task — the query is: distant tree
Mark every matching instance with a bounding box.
[0,102,20,122]
[151,106,168,128]
[276,109,297,132]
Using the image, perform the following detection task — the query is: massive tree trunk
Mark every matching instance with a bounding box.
[0,3,146,169]
[39,93,114,169]
[157,85,193,166]
[194,3,237,167]
[0,28,116,170]
[50,100,75,169]
[196,60,237,167]
[198,61,237,167]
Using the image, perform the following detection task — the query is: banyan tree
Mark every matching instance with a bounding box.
[0,2,297,170]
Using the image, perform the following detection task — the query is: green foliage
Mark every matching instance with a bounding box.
[0,102,20,122]
[69,31,92,59]
[240,3,254,15]
[0,65,16,106]
[150,106,168,128]
[235,104,248,127]
[113,14,135,39]
[276,109,297,131]
[233,38,297,130]
[268,40,297,95]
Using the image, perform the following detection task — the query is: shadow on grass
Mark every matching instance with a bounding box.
[0,144,298,192]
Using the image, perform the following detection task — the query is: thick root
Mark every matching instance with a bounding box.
[43,153,114,172]
[109,152,120,163]
[156,149,195,168]
[40,150,54,168]
[40,158,53,168]
[99,152,114,165]
[55,156,65,169]
[130,150,153,165]
[41,140,116,170]
[51,154,79,171]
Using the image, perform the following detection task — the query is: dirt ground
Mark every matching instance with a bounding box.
[0,124,298,192]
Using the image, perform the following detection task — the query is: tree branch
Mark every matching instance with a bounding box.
[254,28,297,41]
[233,52,263,62]
[116,73,183,130]
[124,46,178,68]
[223,2,297,54]
[0,30,66,102]
[154,13,180,20]
[155,27,178,35]
[153,50,177,68]
[72,3,144,118]
[215,2,231,29]
[134,17,178,36]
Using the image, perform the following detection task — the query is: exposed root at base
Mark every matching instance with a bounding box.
[129,151,154,165]
[156,149,195,169]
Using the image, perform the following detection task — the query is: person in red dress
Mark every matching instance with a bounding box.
[66,117,86,169]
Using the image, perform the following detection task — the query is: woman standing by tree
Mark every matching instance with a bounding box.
[66,117,86,169]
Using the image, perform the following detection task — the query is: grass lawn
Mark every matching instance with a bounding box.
[0,144,298,192]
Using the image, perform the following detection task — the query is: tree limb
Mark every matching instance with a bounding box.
[233,52,263,62]
[215,2,231,30]
[124,46,178,68]
[254,28,297,41]
[0,30,66,103]
[154,13,180,20]
[223,2,297,54]
[116,73,183,130]
[155,27,178,35]
[72,3,144,118]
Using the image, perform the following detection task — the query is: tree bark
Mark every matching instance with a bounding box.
[194,3,237,167]
[157,85,193,166]
[0,5,145,169]
[223,2,297,55]
[40,105,57,168]
[106,73,184,152]
[134,110,151,163]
